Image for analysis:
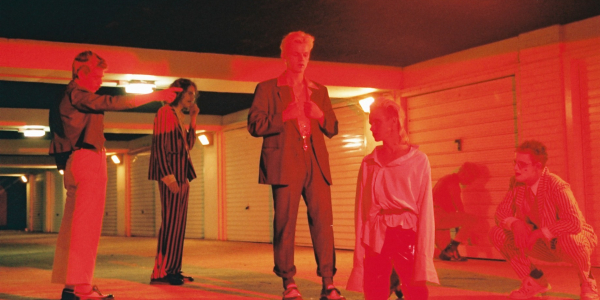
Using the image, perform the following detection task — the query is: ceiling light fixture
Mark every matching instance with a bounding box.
[358,97,375,113]
[125,80,156,94]
[19,125,49,138]
[111,154,121,164]
[20,175,28,183]
[197,133,213,146]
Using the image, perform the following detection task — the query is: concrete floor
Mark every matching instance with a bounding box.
[0,231,591,300]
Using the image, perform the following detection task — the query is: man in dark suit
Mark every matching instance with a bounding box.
[247,31,343,300]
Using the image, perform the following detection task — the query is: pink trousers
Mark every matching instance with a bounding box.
[52,149,107,285]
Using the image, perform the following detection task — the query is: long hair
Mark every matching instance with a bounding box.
[169,78,198,107]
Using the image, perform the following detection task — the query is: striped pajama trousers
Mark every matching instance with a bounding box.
[490,225,596,282]
[151,181,190,279]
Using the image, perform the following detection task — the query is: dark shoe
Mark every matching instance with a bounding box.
[74,286,114,300]
[176,272,194,282]
[439,248,468,262]
[394,288,404,299]
[61,288,75,300]
[282,284,303,300]
[150,273,184,285]
[320,285,345,300]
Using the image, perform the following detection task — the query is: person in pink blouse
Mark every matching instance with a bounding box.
[347,98,439,300]
[490,140,598,300]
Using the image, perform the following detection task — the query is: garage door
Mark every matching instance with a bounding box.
[406,77,517,259]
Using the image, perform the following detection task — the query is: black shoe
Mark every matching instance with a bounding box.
[394,288,404,299]
[439,248,468,262]
[150,273,184,285]
[61,288,75,300]
[176,272,194,282]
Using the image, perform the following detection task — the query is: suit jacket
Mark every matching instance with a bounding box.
[495,167,597,245]
[49,80,137,154]
[148,105,197,183]
[247,72,338,185]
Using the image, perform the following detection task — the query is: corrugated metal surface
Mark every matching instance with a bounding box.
[52,171,65,233]
[102,159,118,236]
[186,144,205,239]
[295,105,366,250]
[581,54,600,265]
[31,174,44,232]
[224,126,272,242]
[129,152,157,237]
[407,77,517,259]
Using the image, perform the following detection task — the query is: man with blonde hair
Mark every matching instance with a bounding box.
[248,31,343,300]
[490,140,598,299]
[49,50,181,300]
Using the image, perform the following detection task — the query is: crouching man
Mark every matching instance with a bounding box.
[490,140,598,300]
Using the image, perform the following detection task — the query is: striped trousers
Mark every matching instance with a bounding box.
[490,225,596,282]
[151,181,190,279]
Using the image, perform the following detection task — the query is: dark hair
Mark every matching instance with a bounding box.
[72,50,107,79]
[516,140,548,167]
[169,78,198,107]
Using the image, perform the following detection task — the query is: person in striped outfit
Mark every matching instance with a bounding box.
[490,140,599,300]
[148,78,199,285]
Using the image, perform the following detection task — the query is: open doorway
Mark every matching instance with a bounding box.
[0,176,27,230]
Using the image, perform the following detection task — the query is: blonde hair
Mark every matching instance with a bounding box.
[370,97,410,144]
[280,31,315,58]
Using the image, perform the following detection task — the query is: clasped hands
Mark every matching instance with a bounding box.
[511,220,545,253]
[282,101,323,122]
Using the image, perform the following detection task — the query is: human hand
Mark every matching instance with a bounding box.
[282,101,300,121]
[511,220,531,251]
[167,181,180,194]
[525,230,544,251]
[304,101,324,120]
[157,87,183,104]
[189,103,200,118]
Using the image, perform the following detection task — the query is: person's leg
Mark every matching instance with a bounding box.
[387,227,427,300]
[169,182,190,275]
[61,149,109,295]
[272,183,303,289]
[552,232,598,298]
[364,245,393,300]
[452,213,478,244]
[434,208,454,250]
[490,225,552,299]
[303,150,336,285]
[437,211,476,261]
[151,182,190,283]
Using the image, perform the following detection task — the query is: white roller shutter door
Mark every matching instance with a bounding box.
[407,77,517,259]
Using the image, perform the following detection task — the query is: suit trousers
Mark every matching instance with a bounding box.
[52,149,107,285]
[490,225,595,282]
[151,181,190,279]
[271,144,336,281]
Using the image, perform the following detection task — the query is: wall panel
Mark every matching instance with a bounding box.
[295,104,366,250]
[407,77,517,259]
[102,159,118,236]
[129,152,157,237]
[186,144,205,239]
[224,126,272,243]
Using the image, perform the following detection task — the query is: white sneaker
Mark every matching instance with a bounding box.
[581,277,600,300]
[509,276,550,299]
